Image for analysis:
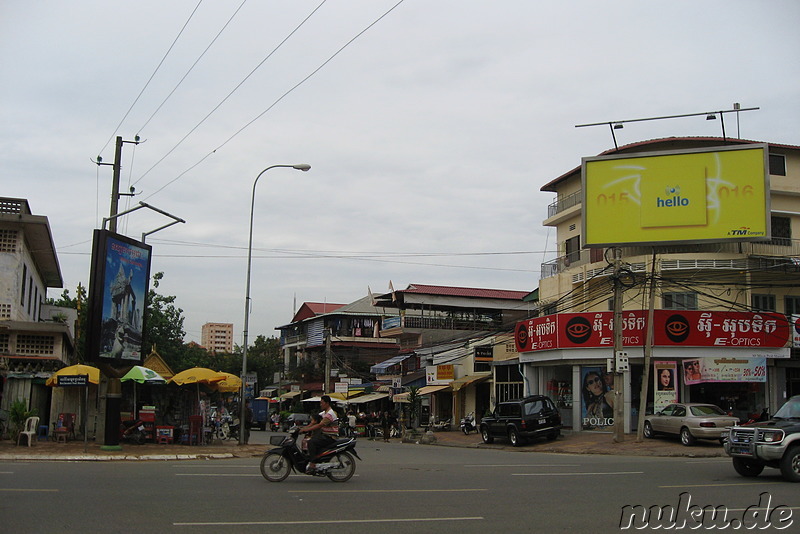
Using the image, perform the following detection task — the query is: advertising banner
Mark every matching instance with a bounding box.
[515,310,789,352]
[582,144,769,247]
[653,361,678,413]
[85,229,152,365]
[681,357,766,385]
[426,364,454,385]
[792,315,800,348]
[580,366,614,430]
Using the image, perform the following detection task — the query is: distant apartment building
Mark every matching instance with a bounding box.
[201,322,234,354]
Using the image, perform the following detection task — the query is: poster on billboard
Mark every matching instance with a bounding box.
[681,357,766,385]
[582,144,769,247]
[580,367,615,430]
[85,229,152,365]
[654,361,678,413]
[792,315,800,348]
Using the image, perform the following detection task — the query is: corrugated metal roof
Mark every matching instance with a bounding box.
[401,284,528,300]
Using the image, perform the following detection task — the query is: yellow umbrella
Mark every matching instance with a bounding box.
[45,364,100,386]
[167,367,227,386]
[212,372,242,393]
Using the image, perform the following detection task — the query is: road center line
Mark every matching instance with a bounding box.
[659,482,785,488]
[288,488,487,494]
[0,488,59,492]
[465,464,579,468]
[511,471,644,477]
[175,516,484,526]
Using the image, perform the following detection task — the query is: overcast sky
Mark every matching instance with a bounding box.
[2,1,799,345]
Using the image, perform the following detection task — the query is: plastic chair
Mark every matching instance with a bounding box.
[37,424,49,441]
[17,416,40,447]
[188,416,203,446]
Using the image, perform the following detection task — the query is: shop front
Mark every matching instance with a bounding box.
[516,310,790,433]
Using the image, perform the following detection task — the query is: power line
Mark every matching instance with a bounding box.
[133,0,329,190]
[135,0,250,136]
[140,0,407,200]
[97,0,204,157]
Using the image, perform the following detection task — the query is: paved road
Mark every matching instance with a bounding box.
[2,439,797,533]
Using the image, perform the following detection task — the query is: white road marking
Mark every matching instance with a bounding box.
[464,464,579,468]
[511,471,644,477]
[659,482,786,488]
[175,516,484,526]
[0,488,59,492]
[288,488,487,493]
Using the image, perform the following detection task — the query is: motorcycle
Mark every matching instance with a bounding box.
[460,412,476,435]
[120,418,147,444]
[260,426,361,483]
[428,415,451,432]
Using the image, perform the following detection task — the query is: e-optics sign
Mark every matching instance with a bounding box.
[582,144,769,247]
[515,310,789,352]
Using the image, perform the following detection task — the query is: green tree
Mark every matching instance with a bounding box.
[143,272,187,370]
[46,283,87,362]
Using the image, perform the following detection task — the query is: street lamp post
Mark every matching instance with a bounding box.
[240,163,311,445]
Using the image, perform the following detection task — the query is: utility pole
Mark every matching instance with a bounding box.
[94,134,139,448]
[637,252,658,441]
[612,247,626,443]
[324,328,332,394]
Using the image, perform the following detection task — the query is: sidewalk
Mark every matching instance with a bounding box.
[0,428,726,461]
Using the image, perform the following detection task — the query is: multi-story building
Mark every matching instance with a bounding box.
[372,283,531,425]
[200,322,234,354]
[519,137,800,434]
[0,197,75,425]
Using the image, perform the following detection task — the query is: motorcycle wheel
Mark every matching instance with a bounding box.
[216,422,230,441]
[326,452,356,482]
[260,453,291,482]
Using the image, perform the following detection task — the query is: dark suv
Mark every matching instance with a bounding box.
[724,395,800,482]
[281,413,311,432]
[479,395,561,447]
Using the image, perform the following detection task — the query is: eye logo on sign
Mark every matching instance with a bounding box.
[565,316,592,344]
[665,314,690,343]
[516,323,529,350]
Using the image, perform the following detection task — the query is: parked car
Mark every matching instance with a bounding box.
[281,413,311,432]
[724,395,800,482]
[643,403,738,446]
[479,395,561,446]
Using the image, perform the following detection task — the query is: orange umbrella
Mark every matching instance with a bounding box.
[167,367,227,386]
[212,372,242,393]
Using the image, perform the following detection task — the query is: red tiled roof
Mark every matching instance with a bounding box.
[292,302,345,322]
[402,284,527,300]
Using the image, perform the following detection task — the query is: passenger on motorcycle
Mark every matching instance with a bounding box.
[300,394,338,473]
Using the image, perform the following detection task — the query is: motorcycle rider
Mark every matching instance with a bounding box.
[300,394,338,473]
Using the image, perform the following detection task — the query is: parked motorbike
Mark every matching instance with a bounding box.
[260,426,361,482]
[460,412,476,435]
[120,418,147,444]
[428,415,451,432]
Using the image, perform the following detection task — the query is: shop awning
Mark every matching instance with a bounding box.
[280,390,303,400]
[370,354,414,374]
[450,374,491,392]
[348,392,389,404]
[418,385,450,395]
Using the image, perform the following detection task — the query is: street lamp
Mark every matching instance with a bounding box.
[240,163,310,445]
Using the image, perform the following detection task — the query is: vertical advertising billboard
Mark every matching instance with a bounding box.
[86,229,152,365]
[582,144,770,247]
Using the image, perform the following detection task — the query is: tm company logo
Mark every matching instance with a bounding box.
[656,185,690,208]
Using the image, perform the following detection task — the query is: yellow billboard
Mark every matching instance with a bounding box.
[582,144,770,247]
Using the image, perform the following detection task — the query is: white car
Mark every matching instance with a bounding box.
[644,403,739,446]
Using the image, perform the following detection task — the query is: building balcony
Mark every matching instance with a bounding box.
[380,314,503,337]
[547,189,581,218]
[540,239,800,280]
